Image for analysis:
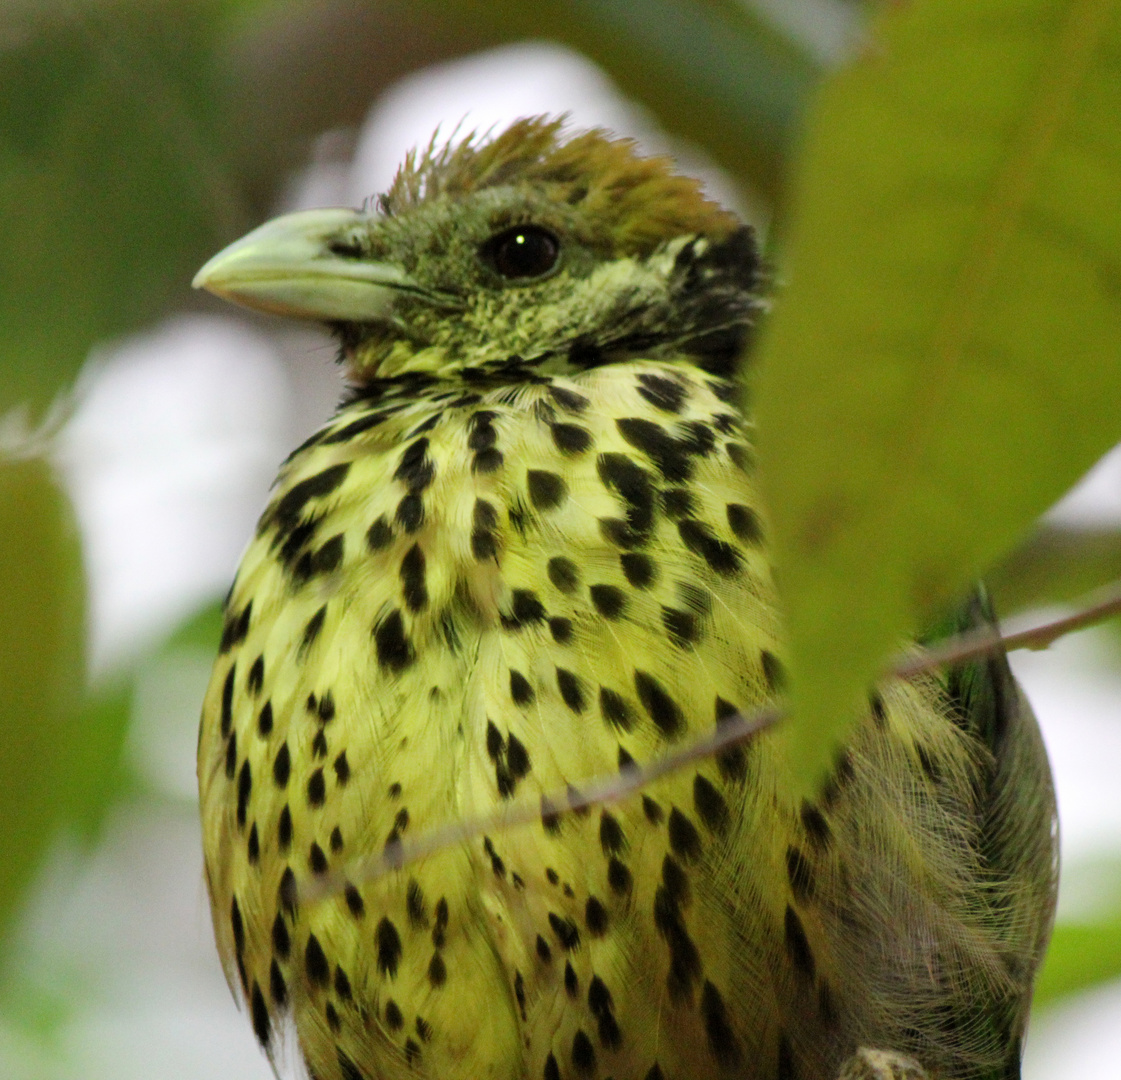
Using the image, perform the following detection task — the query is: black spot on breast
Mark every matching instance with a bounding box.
[308,842,328,875]
[572,1029,596,1074]
[367,516,393,551]
[312,728,327,760]
[701,981,740,1066]
[257,701,273,737]
[585,896,609,936]
[819,981,838,1028]
[715,697,748,782]
[662,607,700,648]
[549,912,581,951]
[472,447,504,473]
[608,858,632,895]
[225,732,237,779]
[345,884,365,918]
[273,464,350,532]
[472,499,499,560]
[693,775,729,833]
[325,1002,341,1032]
[507,733,531,778]
[618,745,636,770]
[661,487,696,519]
[307,768,326,807]
[599,812,626,854]
[552,422,592,455]
[250,981,270,1047]
[727,442,753,471]
[278,805,292,851]
[220,665,236,737]
[662,854,690,906]
[407,879,428,928]
[278,867,297,916]
[590,584,627,619]
[428,952,447,987]
[318,692,335,722]
[556,668,586,713]
[505,589,547,629]
[299,605,327,656]
[547,556,580,593]
[597,453,655,538]
[434,897,449,944]
[528,469,568,509]
[231,897,245,957]
[247,656,264,696]
[784,905,815,978]
[653,886,702,1002]
[384,999,404,1029]
[549,616,574,644]
[322,410,387,444]
[642,795,664,824]
[305,933,330,987]
[536,934,553,962]
[645,1064,665,1080]
[236,760,252,827]
[549,385,591,413]
[376,917,403,977]
[374,609,414,672]
[777,1035,795,1080]
[400,543,428,612]
[510,669,535,706]
[220,601,253,653]
[616,558,655,599]
[395,492,424,532]
[637,372,688,413]
[800,801,832,849]
[334,751,350,784]
[678,519,741,575]
[272,911,290,958]
[727,503,763,543]
[617,418,692,482]
[395,438,434,491]
[270,959,287,1007]
[634,671,684,738]
[330,826,343,853]
[761,650,787,692]
[667,808,702,862]
[247,824,260,863]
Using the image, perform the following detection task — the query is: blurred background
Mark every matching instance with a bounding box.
[1,2,1119,1077]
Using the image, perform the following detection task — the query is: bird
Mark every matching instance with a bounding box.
[194,117,1057,1080]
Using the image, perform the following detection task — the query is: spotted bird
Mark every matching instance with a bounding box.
[195,119,1057,1080]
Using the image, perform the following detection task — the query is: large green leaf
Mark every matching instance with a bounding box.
[0,458,85,936]
[752,0,1121,789]
[0,1,246,419]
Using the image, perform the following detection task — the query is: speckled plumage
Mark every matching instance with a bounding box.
[197,119,1057,1080]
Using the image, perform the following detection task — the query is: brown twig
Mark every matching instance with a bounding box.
[301,578,1121,904]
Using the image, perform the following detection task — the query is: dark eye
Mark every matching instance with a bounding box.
[482,226,560,279]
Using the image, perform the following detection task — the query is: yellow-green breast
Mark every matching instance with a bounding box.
[199,359,1023,1080]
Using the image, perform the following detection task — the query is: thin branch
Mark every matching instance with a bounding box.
[301,578,1121,905]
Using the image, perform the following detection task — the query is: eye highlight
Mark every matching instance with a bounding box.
[482,225,560,280]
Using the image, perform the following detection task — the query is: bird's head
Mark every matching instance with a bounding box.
[195,117,763,381]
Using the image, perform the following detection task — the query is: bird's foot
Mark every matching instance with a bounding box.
[836,1048,930,1080]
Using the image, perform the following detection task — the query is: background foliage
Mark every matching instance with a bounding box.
[1,0,1119,1073]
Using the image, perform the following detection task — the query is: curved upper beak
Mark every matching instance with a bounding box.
[193,208,427,322]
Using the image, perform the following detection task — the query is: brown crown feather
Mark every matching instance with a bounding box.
[379,116,740,255]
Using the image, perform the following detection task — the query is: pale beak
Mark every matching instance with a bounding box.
[192,208,432,322]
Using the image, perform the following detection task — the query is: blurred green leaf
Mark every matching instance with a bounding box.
[433,0,821,205]
[1034,920,1121,1006]
[752,0,1121,790]
[988,525,1121,615]
[0,1,247,419]
[165,600,224,652]
[0,457,85,936]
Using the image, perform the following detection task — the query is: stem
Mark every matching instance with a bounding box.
[301,578,1121,904]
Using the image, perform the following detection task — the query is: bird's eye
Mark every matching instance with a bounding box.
[482,226,560,280]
